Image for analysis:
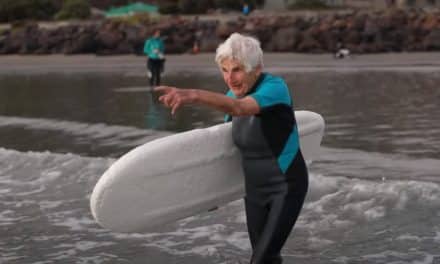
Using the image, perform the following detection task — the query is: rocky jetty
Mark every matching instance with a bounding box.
[0,9,439,55]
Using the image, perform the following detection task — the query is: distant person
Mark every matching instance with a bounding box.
[143,29,165,86]
[192,16,202,54]
[192,38,200,54]
[242,3,250,16]
[155,33,308,264]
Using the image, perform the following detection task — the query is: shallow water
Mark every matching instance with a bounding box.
[1,67,440,263]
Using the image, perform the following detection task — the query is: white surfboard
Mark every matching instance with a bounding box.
[90,110,325,233]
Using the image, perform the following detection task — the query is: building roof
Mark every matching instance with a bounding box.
[105,2,158,17]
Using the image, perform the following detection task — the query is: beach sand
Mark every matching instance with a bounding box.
[1,52,440,74]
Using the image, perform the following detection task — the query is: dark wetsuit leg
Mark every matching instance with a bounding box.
[246,194,308,264]
[148,58,161,86]
[247,154,308,264]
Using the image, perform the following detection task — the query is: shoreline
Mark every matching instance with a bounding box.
[1,52,440,74]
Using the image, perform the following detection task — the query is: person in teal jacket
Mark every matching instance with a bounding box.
[143,29,165,86]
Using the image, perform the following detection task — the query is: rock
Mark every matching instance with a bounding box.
[115,41,134,54]
[344,30,362,45]
[199,35,222,52]
[348,13,367,31]
[293,17,310,31]
[297,29,322,53]
[216,21,240,38]
[362,17,380,44]
[421,13,439,31]
[424,28,440,50]
[386,9,409,28]
[267,27,301,52]
[1,29,25,54]
[65,30,97,54]
[122,24,141,43]
[332,18,347,30]
[385,29,407,51]
[253,26,276,50]
[316,29,339,51]
[44,29,66,54]
[1,10,440,55]
[317,16,333,32]
[96,29,123,50]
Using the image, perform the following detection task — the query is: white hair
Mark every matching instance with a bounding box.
[215,33,263,72]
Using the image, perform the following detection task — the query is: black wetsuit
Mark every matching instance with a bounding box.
[147,58,163,86]
[225,73,308,264]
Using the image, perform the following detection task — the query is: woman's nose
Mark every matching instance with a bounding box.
[224,72,232,82]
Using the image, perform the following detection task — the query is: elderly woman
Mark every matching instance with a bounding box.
[155,33,308,264]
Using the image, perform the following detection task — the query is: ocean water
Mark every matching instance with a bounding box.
[1,66,440,264]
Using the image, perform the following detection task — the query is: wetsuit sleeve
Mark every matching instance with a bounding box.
[224,90,236,122]
[158,39,165,54]
[143,40,148,55]
[249,78,292,110]
[143,39,152,56]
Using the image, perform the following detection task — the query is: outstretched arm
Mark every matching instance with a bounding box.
[143,40,151,56]
[155,86,260,116]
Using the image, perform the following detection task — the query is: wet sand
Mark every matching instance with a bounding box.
[1,52,440,74]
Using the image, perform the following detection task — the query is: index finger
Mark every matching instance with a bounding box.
[154,86,173,94]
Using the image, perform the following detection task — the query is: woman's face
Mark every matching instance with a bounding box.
[220,58,261,97]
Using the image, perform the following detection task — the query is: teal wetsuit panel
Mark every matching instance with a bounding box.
[224,90,235,122]
[143,37,164,59]
[226,73,300,176]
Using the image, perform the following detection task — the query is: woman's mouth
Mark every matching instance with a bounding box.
[230,83,240,89]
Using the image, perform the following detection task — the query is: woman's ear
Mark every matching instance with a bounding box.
[255,65,262,75]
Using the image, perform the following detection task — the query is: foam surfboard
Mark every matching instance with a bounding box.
[90,110,325,233]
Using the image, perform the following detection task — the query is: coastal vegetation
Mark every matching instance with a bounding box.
[287,0,330,10]
[0,0,267,22]
[54,0,91,20]
[0,0,59,22]
[0,0,92,22]
[165,0,266,14]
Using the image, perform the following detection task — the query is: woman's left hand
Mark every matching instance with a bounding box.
[155,86,197,115]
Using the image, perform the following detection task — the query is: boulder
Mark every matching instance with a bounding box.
[423,28,440,50]
[64,29,97,54]
[96,29,123,50]
[216,21,240,38]
[297,29,322,53]
[267,27,301,52]
[1,9,440,55]
[1,30,25,54]
[199,35,222,52]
